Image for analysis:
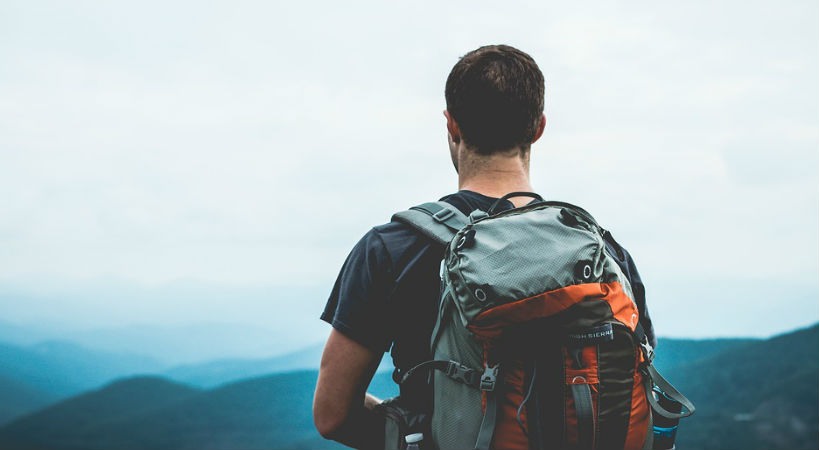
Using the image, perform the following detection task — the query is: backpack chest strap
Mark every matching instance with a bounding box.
[399,360,482,388]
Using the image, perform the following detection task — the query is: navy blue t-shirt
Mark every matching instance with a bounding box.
[321,190,654,410]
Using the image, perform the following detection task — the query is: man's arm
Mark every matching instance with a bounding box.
[313,328,385,449]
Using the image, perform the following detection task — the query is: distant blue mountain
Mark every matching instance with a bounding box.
[1,324,815,450]
[0,318,303,365]
[0,320,56,346]
[0,372,396,450]
[0,340,165,397]
[0,374,55,425]
[652,336,758,374]
[60,322,306,365]
[0,330,387,424]
[163,342,326,388]
[0,281,331,363]
[0,340,166,424]
[672,324,819,450]
[0,376,202,450]
[164,341,393,388]
[159,335,755,389]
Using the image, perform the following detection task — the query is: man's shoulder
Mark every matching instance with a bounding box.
[364,195,470,259]
[369,216,433,258]
[365,190,510,258]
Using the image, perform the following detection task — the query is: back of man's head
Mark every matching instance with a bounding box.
[445,45,545,155]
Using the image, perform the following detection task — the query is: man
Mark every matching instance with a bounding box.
[313,44,654,449]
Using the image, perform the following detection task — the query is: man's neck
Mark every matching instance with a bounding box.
[456,147,534,207]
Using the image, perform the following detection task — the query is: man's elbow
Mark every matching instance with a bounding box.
[314,392,384,448]
[313,401,345,439]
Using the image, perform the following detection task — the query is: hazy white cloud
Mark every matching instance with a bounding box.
[0,0,816,338]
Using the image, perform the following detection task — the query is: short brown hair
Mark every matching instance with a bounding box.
[445,45,545,154]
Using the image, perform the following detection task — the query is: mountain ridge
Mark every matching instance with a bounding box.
[0,324,815,450]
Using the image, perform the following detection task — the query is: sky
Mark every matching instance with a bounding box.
[1,0,817,349]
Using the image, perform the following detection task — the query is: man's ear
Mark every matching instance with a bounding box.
[531,114,547,143]
[443,110,461,143]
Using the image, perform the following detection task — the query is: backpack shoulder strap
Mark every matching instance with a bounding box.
[391,201,469,246]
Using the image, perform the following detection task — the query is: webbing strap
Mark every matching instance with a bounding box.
[571,383,595,450]
[642,402,654,450]
[411,202,468,231]
[644,364,696,419]
[474,390,497,450]
[391,202,468,246]
[400,359,482,388]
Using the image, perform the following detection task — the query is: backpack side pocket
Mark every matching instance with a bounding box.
[374,397,429,450]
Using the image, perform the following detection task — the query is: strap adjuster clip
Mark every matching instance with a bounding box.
[480,364,499,391]
[432,208,455,223]
[446,361,480,387]
[640,338,655,365]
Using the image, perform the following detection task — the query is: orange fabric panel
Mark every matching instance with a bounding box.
[624,360,650,449]
[480,343,494,412]
[468,282,638,339]
[607,283,641,333]
[491,362,529,450]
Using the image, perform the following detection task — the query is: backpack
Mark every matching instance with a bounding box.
[380,192,694,450]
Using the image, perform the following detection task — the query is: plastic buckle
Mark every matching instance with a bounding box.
[432,208,455,223]
[479,364,499,391]
[446,362,479,387]
[445,361,459,377]
[640,338,655,365]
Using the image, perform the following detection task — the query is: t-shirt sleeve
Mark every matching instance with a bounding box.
[321,228,394,353]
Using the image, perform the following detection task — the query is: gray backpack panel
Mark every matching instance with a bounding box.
[444,204,637,327]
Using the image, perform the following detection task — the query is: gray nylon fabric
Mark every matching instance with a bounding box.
[384,418,401,450]
[430,292,485,449]
[445,205,636,325]
[431,370,484,449]
[642,406,654,450]
[473,387,498,450]
[603,249,636,307]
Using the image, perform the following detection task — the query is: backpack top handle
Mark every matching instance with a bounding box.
[487,191,544,215]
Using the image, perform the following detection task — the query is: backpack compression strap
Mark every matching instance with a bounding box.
[391,202,469,246]
[636,323,696,420]
[644,364,696,419]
